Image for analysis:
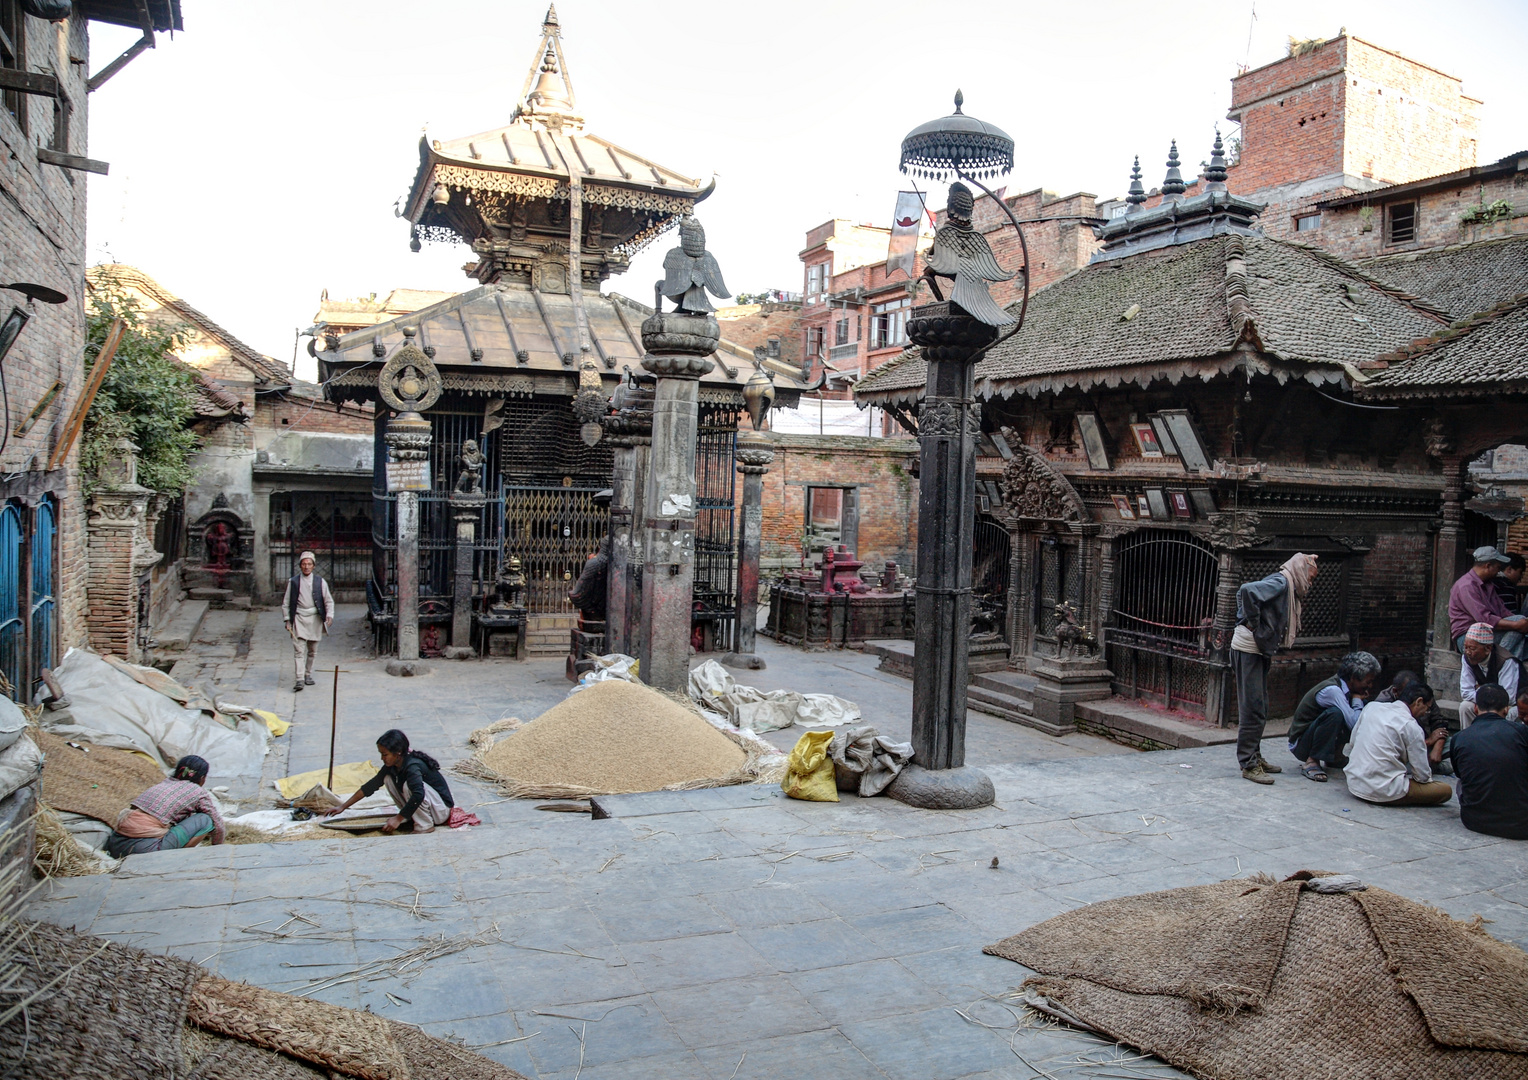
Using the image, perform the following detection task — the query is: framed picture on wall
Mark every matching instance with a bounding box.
[1169,490,1193,519]
[1075,413,1111,471]
[1145,488,1169,520]
[1158,409,1212,473]
[1150,414,1179,457]
[1110,494,1135,519]
[1130,422,1165,459]
[1136,494,1151,518]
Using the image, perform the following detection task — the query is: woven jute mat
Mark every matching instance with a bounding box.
[186,1037,329,1080]
[0,920,201,1080]
[1355,887,1528,1052]
[996,884,1528,1080]
[985,876,1303,1010]
[34,728,162,825]
[388,1021,530,1080]
[187,976,411,1080]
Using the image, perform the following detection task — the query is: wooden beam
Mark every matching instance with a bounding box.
[35,148,108,175]
[87,35,152,93]
[0,69,60,97]
[48,318,125,471]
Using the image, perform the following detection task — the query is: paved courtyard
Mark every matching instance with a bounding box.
[27,607,1528,1079]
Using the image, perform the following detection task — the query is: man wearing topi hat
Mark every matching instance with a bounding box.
[282,552,334,693]
[1448,546,1528,662]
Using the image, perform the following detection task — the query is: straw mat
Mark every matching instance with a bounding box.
[186,1037,328,1079]
[187,976,410,1080]
[1354,886,1528,1052]
[34,728,162,825]
[0,920,200,1080]
[388,1020,532,1080]
[994,882,1528,1080]
[985,877,1301,1010]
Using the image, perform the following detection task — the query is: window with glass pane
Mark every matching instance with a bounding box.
[872,298,910,349]
[834,318,849,346]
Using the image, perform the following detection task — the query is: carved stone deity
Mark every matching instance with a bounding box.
[454,439,485,496]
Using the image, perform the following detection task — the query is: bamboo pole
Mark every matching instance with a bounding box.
[48,317,125,471]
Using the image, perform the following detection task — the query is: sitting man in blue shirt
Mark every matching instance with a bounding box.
[1449,682,1528,840]
[1286,651,1381,782]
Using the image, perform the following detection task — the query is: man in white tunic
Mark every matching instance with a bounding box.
[282,551,334,693]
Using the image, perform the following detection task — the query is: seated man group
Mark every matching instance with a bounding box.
[1449,546,1527,662]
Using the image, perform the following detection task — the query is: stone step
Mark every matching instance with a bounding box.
[1071,697,1286,751]
[862,639,915,680]
[152,599,210,653]
[187,587,232,602]
[966,686,1077,737]
[970,670,1039,697]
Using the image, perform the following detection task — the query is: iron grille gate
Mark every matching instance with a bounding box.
[505,485,607,613]
[1242,553,1347,641]
[270,492,375,591]
[694,405,738,650]
[1107,530,1219,711]
[974,515,1010,642]
[1,497,56,703]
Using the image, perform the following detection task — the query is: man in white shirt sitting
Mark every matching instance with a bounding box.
[1460,621,1521,727]
[1345,682,1454,807]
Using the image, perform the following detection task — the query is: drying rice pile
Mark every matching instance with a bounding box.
[467,679,748,796]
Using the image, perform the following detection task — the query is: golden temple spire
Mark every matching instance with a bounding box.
[515,5,578,126]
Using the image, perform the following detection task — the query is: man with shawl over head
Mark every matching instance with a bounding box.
[1231,553,1318,784]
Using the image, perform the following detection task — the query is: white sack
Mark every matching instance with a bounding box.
[45,648,268,783]
[568,653,640,695]
[0,695,28,753]
[0,734,43,803]
[829,724,914,797]
[687,660,860,734]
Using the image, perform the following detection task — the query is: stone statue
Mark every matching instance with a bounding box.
[1054,600,1099,658]
[922,182,1015,327]
[656,217,730,314]
[454,439,485,496]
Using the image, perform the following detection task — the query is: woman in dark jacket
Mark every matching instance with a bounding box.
[324,729,454,833]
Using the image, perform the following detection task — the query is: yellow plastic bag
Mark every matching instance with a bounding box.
[781,730,839,802]
[276,761,376,799]
[254,709,291,737]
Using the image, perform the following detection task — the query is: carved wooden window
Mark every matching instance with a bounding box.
[0,0,25,135]
[1241,553,1350,643]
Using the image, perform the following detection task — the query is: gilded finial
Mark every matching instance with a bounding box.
[1162,140,1186,199]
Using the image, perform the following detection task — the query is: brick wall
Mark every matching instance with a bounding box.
[752,433,918,572]
[0,15,92,660]
[1354,532,1433,669]
[714,303,803,368]
[255,394,374,435]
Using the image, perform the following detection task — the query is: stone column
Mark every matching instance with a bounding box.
[637,313,716,692]
[603,381,654,658]
[384,411,431,676]
[886,303,995,809]
[722,430,775,670]
[1427,436,1466,693]
[85,438,159,662]
[443,494,484,660]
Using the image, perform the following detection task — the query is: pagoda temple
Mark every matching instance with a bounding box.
[320,6,805,657]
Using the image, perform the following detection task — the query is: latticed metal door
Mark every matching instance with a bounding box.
[504,485,608,613]
[1107,530,1219,710]
[974,516,1010,641]
[694,408,738,648]
[1242,553,1347,642]
[30,495,55,688]
[0,503,20,699]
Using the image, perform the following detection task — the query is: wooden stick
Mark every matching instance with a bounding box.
[48,317,124,471]
[328,664,339,791]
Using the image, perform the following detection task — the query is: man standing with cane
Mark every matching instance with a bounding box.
[283,551,334,693]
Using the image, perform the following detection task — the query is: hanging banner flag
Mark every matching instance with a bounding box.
[885,191,927,280]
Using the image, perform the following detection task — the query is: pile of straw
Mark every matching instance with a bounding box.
[33,804,109,878]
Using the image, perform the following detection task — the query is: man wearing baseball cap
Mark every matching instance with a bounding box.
[1448,546,1528,661]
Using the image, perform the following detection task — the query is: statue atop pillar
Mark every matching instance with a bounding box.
[656,217,730,314]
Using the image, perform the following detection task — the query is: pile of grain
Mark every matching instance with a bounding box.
[468,679,747,796]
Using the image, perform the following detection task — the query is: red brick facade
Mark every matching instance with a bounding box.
[255,394,374,435]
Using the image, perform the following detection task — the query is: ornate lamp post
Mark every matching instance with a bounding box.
[379,326,442,676]
[722,356,776,670]
[885,92,1031,810]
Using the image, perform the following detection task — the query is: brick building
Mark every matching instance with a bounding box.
[0,2,184,696]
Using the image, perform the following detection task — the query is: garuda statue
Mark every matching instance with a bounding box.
[657,217,730,314]
[454,438,485,496]
[922,182,1015,327]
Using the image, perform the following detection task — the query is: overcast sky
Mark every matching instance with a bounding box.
[82,1,1528,380]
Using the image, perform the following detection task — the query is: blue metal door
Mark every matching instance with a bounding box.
[30,496,55,692]
[0,503,21,700]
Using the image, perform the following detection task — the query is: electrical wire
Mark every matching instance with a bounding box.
[1314,387,1399,410]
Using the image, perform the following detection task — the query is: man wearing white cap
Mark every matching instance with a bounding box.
[282,552,334,693]
[1460,621,1520,727]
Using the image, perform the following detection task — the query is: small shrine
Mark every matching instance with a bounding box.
[319,7,806,657]
[767,545,915,648]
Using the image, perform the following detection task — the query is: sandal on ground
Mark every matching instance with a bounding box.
[1300,763,1328,782]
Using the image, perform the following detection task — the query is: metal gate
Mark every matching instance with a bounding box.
[269,492,375,591]
[1107,530,1219,710]
[0,504,20,698]
[974,515,1010,641]
[694,406,738,649]
[31,496,54,687]
[505,485,608,613]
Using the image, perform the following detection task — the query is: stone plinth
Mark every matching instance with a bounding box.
[721,429,773,671]
[1027,655,1115,735]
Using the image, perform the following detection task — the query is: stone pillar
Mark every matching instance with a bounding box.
[384,411,431,676]
[886,303,995,809]
[443,495,484,660]
[85,438,159,662]
[637,312,716,692]
[1427,440,1466,693]
[722,430,774,670]
[603,380,654,658]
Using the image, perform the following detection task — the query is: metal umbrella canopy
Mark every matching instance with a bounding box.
[898,91,1031,346]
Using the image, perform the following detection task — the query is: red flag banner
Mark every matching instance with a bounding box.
[885,191,927,280]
